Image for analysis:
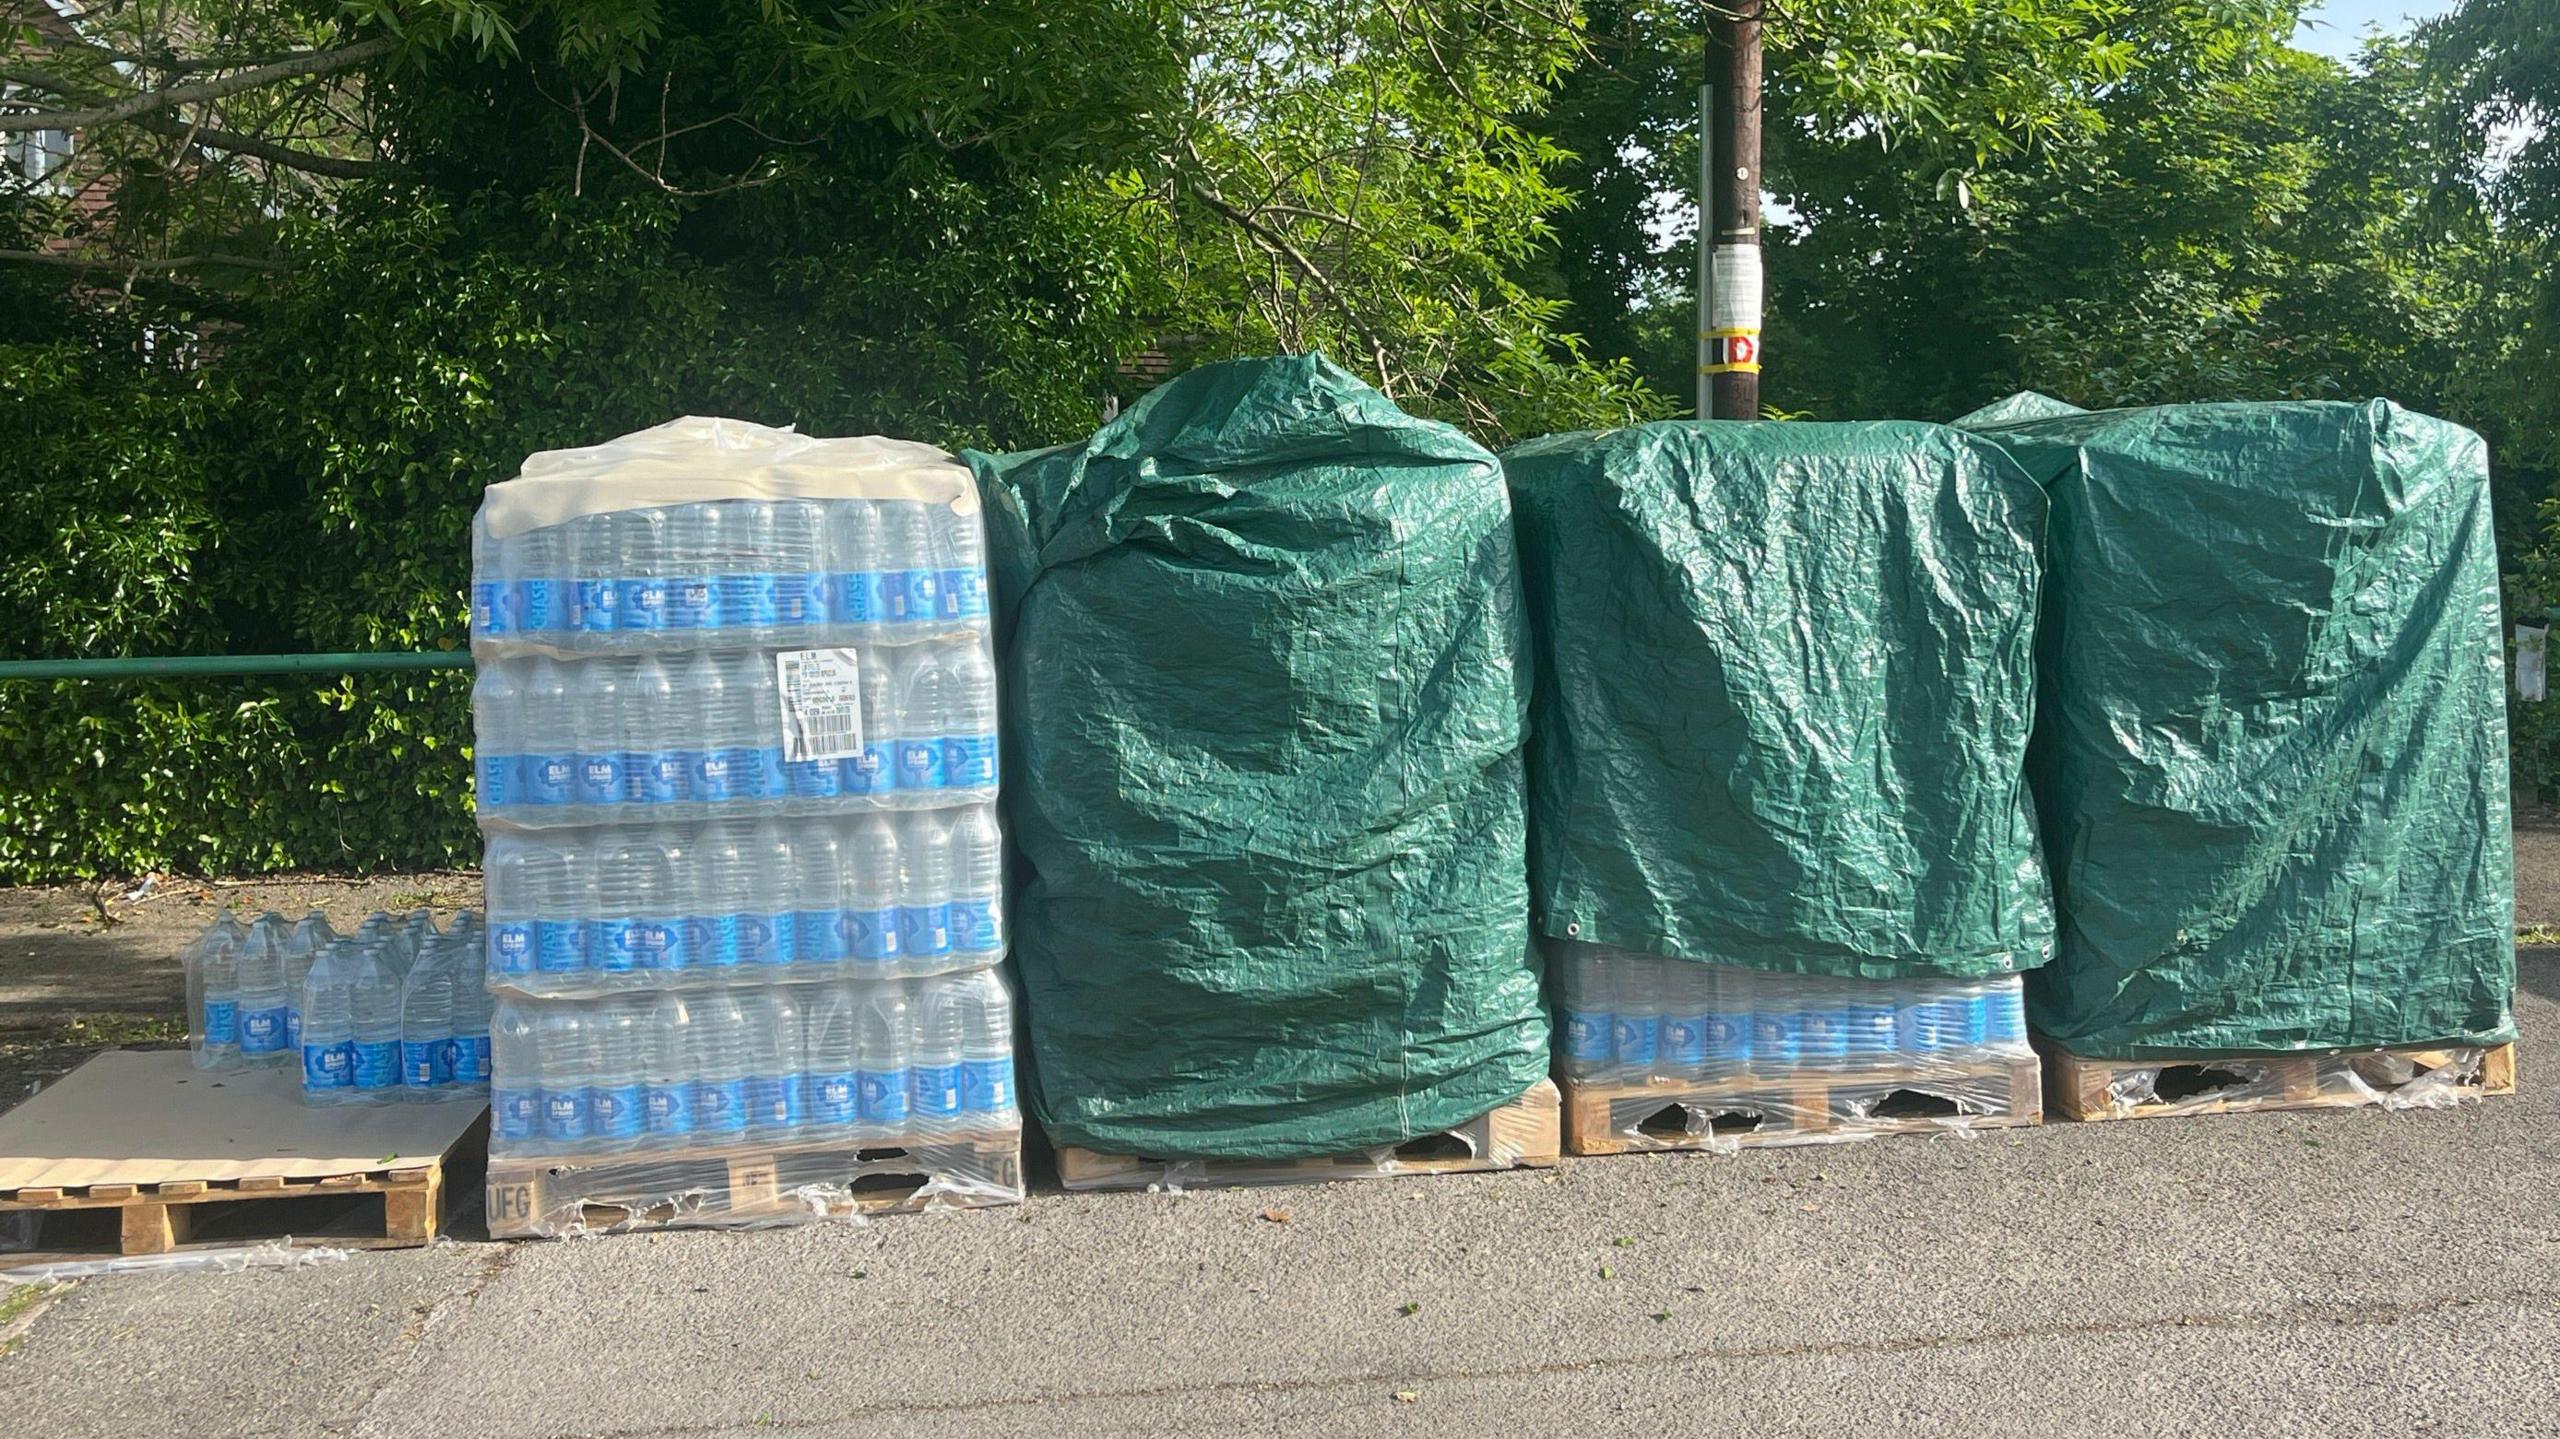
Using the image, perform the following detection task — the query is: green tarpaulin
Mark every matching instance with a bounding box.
[965,354,1547,1159]
[1964,397,2515,1057]
[1501,420,2055,980]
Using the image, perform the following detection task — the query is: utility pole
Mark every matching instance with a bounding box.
[1699,0,1763,419]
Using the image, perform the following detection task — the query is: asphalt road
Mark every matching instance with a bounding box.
[1,889,2554,1434]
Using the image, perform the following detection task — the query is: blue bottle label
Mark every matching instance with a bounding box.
[590,1083,646,1140]
[911,1063,963,1120]
[516,578,569,633]
[536,919,589,974]
[1896,1004,1947,1052]
[896,902,951,958]
[201,999,237,1047]
[283,1006,302,1052]
[1803,1009,1853,1058]
[449,1034,491,1084]
[644,1081,694,1136]
[859,1069,911,1127]
[739,913,792,968]
[303,1041,353,1090]
[1664,1016,1709,1067]
[1563,1011,1610,1063]
[600,920,672,973]
[573,578,620,633]
[831,571,876,625]
[1752,1012,1805,1065]
[796,907,849,962]
[745,1074,800,1129]
[239,1006,287,1055]
[940,735,999,789]
[950,898,1003,954]
[773,572,827,627]
[938,568,988,620]
[495,1087,541,1141]
[1704,1012,1752,1062]
[679,915,726,970]
[841,744,897,795]
[618,577,669,631]
[1987,991,2027,1043]
[476,753,518,808]
[541,1087,592,1141]
[664,576,719,630]
[1612,1014,1661,1069]
[961,1057,1014,1114]
[785,757,843,798]
[720,573,782,630]
[576,753,626,806]
[526,754,576,807]
[895,738,947,790]
[691,1077,749,1133]
[806,1070,861,1127]
[728,744,786,799]
[352,1040,400,1091]
[636,751,688,804]
[402,1038,454,1089]
[874,572,916,623]
[905,570,940,620]
[844,906,902,962]
[472,580,512,637]
[691,751,737,802]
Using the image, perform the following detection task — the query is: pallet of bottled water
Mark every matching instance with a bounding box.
[1552,942,2042,1154]
[471,419,1024,1236]
[181,908,493,1106]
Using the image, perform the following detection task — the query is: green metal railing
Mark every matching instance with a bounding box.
[0,651,473,680]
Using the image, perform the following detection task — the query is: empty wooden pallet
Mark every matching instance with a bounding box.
[1052,1079,1560,1191]
[2043,1040,2517,1123]
[1562,1054,2042,1156]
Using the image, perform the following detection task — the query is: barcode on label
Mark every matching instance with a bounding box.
[776,648,865,764]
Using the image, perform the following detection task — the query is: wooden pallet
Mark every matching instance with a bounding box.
[1562,1054,2042,1156]
[0,1050,487,1263]
[485,1128,1023,1238]
[2043,1040,2517,1123]
[1052,1078,1560,1191]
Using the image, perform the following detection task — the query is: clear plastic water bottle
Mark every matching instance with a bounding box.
[1659,961,1710,1083]
[398,940,457,1095]
[627,656,687,805]
[1703,965,1754,1080]
[597,830,680,976]
[827,499,884,637]
[1556,947,1613,1083]
[684,651,738,805]
[193,913,245,1067]
[569,511,620,639]
[877,500,938,630]
[281,912,333,1056]
[791,819,849,965]
[509,523,573,637]
[615,508,670,635]
[935,502,989,625]
[529,837,592,979]
[718,501,781,639]
[644,992,696,1146]
[705,822,783,969]
[771,500,829,639]
[1843,972,1897,1071]
[350,940,405,1099]
[575,659,631,810]
[941,644,1000,792]
[802,981,862,1132]
[522,658,579,811]
[751,820,798,964]
[908,977,966,1136]
[534,1003,594,1150]
[896,812,953,969]
[725,650,786,801]
[588,997,648,1147]
[491,1000,541,1149]
[948,806,1005,961]
[235,914,292,1066]
[449,963,493,1088]
[841,647,900,798]
[689,989,752,1139]
[742,987,804,1135]
[1984,976,2029,1053]
[662,503,722,632]
[846,815,903,968]
[855,982,912,1138]
[470,517,512,641]
[472,662,522,812]
[1609,953,1663,1084]
[1945,977,1994,1057]
[483,835,535,981]
[892,648,950,791]
[1799,974,1853,1073]
[1895,979,1949,1062]
[298,940,356,1103]
[955,969,1016,1122]
[1750,972,1806,1076]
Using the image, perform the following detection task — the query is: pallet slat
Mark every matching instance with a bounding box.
[484,1130,1025,1239]
[1053,1079,1561,1192]
[1561,1056,2041,1156]
[2042,1040,2516,1123]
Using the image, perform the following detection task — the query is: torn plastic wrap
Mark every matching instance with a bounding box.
[1499,420,2054,981]
[1,1239,351,1283]
[967,354,1550,1161]
[473,420,1023,1236]
[1962,397,2516,1059]
[1552,942,2040,1153]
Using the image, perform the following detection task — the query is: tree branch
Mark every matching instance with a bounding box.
[0,248,287,273]
[0,37,395,135]
[126,111,395,180]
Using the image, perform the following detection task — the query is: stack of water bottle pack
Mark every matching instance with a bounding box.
[181,908,491,1105]
[1552,942,2039,1148]
[470,419,1024,1234]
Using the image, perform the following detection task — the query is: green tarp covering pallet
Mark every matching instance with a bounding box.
[1501,420,2055,981]
[1961,396,2515,1057]
[967,355,1548,1160]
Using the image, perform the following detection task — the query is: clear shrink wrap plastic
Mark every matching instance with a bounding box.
[1553,941,2037,1148]
[471,419,1023,1234]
